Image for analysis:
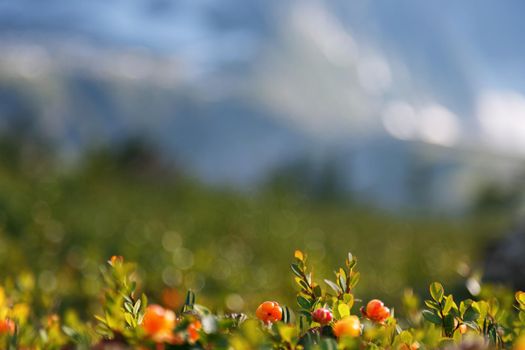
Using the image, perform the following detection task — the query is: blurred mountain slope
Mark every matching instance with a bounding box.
[1,0,525,212]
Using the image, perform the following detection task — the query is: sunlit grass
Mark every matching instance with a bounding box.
[0,152,510,317]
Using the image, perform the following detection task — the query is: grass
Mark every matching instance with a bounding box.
[0,146,511,318]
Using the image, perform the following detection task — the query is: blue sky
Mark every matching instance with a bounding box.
[0,0,524,210]
[2,0,524,151]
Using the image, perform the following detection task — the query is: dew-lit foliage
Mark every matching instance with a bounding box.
[0,252,523,349]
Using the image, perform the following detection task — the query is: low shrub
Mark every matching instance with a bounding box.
[0,251,523,349]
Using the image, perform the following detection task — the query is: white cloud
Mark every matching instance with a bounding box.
[357,54,392,95]
[477,90,525,153]
[254,0,462,147]
[382,101,460,146]
[418,104,460,146]
[381,101,418,140]
[291,1,358,66]
[253,1,395,138]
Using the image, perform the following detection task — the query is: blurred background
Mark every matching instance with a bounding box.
[0,0,524,316]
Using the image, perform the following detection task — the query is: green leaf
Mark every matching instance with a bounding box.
[338,274,346,291]
[133,299,141,315]
[184,290,195,311]
[124,302,133,313]
[453,327,462,343]
[305,273,312,285]
[298,280,310,291]
[299,310,312,318]
[291,264,303,278]
[39,329,48,343]
[422,310,441,325]
[349,272,360,288]
[425,300,440,311]
[320,338,338,350]
[488,298,499,317]
[299,315,306,332]
[488,325,497,344]
[338,303,350,318]
[430,282,444,302]
[343,293,354,308]
[442,295,454,315]
[278,323,296,342]
[297,296,312,310]
[124,313,134,327]
[313,285,322,298]
[462,306,479,322]
[282,306,291,324]
[443,314,455,336]
[475,301,488,320]
[459,301,468,316]
[464,320,479,331]
[61,326,77,338]
[399,330,413,344]
[324,279,342,294]
[94,315,107,325]
[516,291,525,307]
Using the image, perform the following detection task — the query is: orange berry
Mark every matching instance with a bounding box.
[333,316,361,338]
[401,342,420,350]
[142,305,176,343]
[187,320,202,343]
[0,319,15,335]
[256,301,282,324]
[458,324,467,334]
[47,314,60,327]
[108,255,124,266]
[514,336,525,350]
[364,299,390,323]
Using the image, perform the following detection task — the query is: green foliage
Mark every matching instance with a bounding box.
[0,149,511,319]
[1,251,525,349]
[95,256,147,341]
[0,147,518,349]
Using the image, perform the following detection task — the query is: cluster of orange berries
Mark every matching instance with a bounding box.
[141,304,201,345]
[256,299,390,338]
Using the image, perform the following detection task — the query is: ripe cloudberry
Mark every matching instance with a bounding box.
[141,304,176,343]
[312,308,333,325]
[256,301,282,324]
[401,341,420,350]
[108,255,124,266]
[458,324,467,335]
[0,319,15,335]
[515,335,525,350]
[363,299,390,323]
[332,316,361,338]
[187,320,202,343]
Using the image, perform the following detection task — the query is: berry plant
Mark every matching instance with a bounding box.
[0,251,524,349]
